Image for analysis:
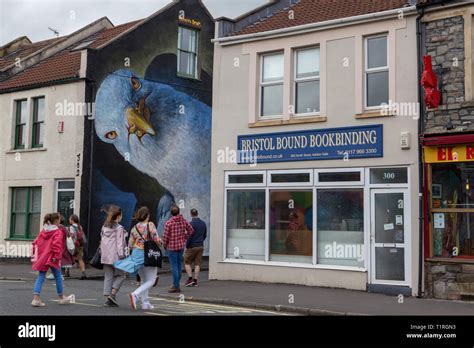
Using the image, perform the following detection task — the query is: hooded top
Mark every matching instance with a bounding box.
[31,224,64,271]
[100,223,127,265]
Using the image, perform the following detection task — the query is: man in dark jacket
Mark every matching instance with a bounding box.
[184,209,207,287]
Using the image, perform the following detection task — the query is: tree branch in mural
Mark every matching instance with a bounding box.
[94,68,211,250]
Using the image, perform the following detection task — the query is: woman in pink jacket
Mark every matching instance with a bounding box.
[100,205,128,307]
[31,213,72,307]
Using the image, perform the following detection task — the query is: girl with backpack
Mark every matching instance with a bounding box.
[100,205,127,307]
[31,213,73,307]
[115,206,162,310]
[69,214,87,280]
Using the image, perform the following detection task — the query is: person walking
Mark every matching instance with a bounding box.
[100,205,127,307]
[31,213,73,307]
[184,209,207,287]
[163,205,194,293]
[69,214,87,280]
[127,207,162,310]
[46,215,72,280]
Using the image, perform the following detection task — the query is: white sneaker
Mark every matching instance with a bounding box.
[46,273,54,280]
[142,304,155,310]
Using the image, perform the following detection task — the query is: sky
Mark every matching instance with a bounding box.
[0,0,268,45]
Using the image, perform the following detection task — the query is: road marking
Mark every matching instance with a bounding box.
[149,296,291,315]
[0,280,25,283]
[50,299,102,308]
[145,311,168,316]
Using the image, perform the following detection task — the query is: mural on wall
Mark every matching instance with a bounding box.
[93,56,212,253]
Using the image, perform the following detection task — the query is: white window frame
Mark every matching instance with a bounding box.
[225,171,266,187]
[367,166,410,189]
[364,34,389,110]
[293,47,321,117]
[315,168,364,186]
[177,26,199,79]
[259,51,284,120]
[267,169,313,187]
[54,179,76,213]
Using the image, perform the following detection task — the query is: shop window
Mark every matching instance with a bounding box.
[56,180,75,224]
[315,169,364,185]
[32,97,45,148]
[10,187,42,239]
[268,170,313,186]
[431,163,474,257]
[269,190,313,263]
[260,52,284,118]
[317,189,364,267]
[14,99,27,149]
[365,35,388,109]
[177,26,199,78]
[226,190,265,261]
[227,173,265,186]
[294,47,320,115]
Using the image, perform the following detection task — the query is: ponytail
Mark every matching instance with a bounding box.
[43,212,60,225]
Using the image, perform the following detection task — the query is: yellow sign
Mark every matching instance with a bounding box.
[178,17,202,28]
[424,144,474,163]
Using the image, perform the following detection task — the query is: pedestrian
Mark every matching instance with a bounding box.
[31,213,73,307]
[100,205,127,307]
[60,215,74,278]
[46,215,71,280]
[127,207,162,310]
[69,214,87,280]
[184,209,207,287]
[163,205,194,293]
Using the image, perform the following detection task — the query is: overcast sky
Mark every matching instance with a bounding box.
[0,0,268,45]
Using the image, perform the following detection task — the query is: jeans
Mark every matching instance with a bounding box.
[133,266,157,307]
[34,267,63,296]
[103,264,126,296]
[168,250,184,289]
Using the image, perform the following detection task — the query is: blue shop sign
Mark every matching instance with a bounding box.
[237,124,383,164]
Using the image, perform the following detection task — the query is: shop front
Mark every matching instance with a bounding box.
[211,124,419,296]
[423,134,474,300]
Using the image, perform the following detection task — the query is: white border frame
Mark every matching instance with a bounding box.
[369,188,411,287]
[54,179,75,213]
[368,166,410,188]
[364,33,389,110]
[225,170,266,187]
[315,167,364,186]
[267,169,313,187]
[259,51,285,120]
[293,46,321,117]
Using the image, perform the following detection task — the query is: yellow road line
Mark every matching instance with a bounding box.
[145,311,168,316]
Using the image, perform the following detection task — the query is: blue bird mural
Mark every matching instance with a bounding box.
[94,69,212,252]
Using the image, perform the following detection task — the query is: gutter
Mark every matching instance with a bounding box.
[213,6,417,45]
[416,4,426,299]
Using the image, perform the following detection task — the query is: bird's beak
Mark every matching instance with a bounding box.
[125,98,156,141]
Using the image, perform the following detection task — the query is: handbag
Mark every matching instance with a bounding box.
[90,246,103,270]
[66,235,75,255]
[135,223,163,268]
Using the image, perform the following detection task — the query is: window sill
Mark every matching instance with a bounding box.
[355,111,395,119]
[5,238,34,242]
[219,258,366,272]
[426,257,474,264]
[6,148,47,154]
[249,116,327,128]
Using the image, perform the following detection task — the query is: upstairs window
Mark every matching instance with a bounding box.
[260,52,284,118]
[177,26,199,78]
[32,97,45,148]
[365,35,388,109]
[294,47,320,115]
[14,99,27,150]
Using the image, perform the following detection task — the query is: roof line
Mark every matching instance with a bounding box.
[214,0,278,22]
[214,5,417,45]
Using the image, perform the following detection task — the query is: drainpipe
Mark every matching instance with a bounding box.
[416,3,426,299]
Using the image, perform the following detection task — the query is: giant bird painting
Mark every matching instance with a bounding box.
[94,68,212,250]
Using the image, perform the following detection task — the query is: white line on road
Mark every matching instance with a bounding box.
[0,280,25,283]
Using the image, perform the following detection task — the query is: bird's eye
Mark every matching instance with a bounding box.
[131,77,141,91]
[105,131,117,140]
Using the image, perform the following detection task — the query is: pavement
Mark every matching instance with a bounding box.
[2,262,474,316]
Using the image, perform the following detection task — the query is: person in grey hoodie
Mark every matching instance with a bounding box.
[100,205,127,307]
